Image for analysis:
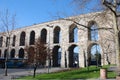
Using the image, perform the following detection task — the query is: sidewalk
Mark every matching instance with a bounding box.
[0,67,68,80]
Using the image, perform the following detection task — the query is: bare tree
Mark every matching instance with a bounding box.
[54,0,120,65]
[25,37,48,78]
[69,1,120,77]
[73,0,120,68]
[0,9,16,76]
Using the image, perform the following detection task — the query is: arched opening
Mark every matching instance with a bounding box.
[69,24,78,43]
[19,48,24,58]
[20,31,26,46]
[68,45,79,67]
[0,36,3,47]
[40,29,47,43]
[4,49,7,58]
[10,49,15,58]
[52,46,61,67]
[88,21,98,41]
[0,50,1,57]
[54,26,61,43]
[12,35,16,46]
[74,27,78,42]
[29,31,35,45]
[118,31,120,46]
[88,44,101,66]
[6,37,9,47]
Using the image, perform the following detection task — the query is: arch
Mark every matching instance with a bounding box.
[29,30,35,45]
[0,36,3,47]
[20,31,26,46]
[69,24,78,43]
[0,50,1,57]
[12,35,16,46]
[68,44,79,67]
[40,29,47,43]
[4,49,7,58]
[53,26,61,43]
[19,48,24,58]
[52,46,61,67]
[119,31,120,46]
[88,21,98,41]
[87,43,101,66]
[10,49,15,58]
[6,37,9,47]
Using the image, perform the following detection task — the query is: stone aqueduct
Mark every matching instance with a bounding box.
[0,12,116,68]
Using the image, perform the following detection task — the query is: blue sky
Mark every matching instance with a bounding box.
[0,0,101,55]
[0,0,75,28]
[0,0,102,28]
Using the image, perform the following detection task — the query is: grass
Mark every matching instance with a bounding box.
[17,65,116,80]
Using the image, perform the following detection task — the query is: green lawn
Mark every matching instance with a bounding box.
[17,65,116,80]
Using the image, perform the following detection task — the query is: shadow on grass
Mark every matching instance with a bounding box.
[34,66,101,79]
[18,66,116,79]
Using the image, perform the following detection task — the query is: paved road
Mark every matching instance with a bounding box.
[0,67,68,80]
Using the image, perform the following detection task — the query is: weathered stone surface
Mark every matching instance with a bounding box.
[0,11,116,68]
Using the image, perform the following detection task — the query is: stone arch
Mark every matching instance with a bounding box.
[88,21,99,41]
[0,36,3,47]
[68,44,79,67]
[52,45,61,67]
[12,35,16,46]
[53,26,61,43]
[0,49,1,57]
[20,31,26,46]
[4,49,7,58]
[40,28,47,43]
[6,37,9,47]
[19,48,24,58]
[69,24,78,43]
[10,49,15,58]
[118,31,120,46]
[29,30,35,45]
[87,43,101,66]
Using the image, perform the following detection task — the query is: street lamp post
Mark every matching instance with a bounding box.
[46,25,53,73]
